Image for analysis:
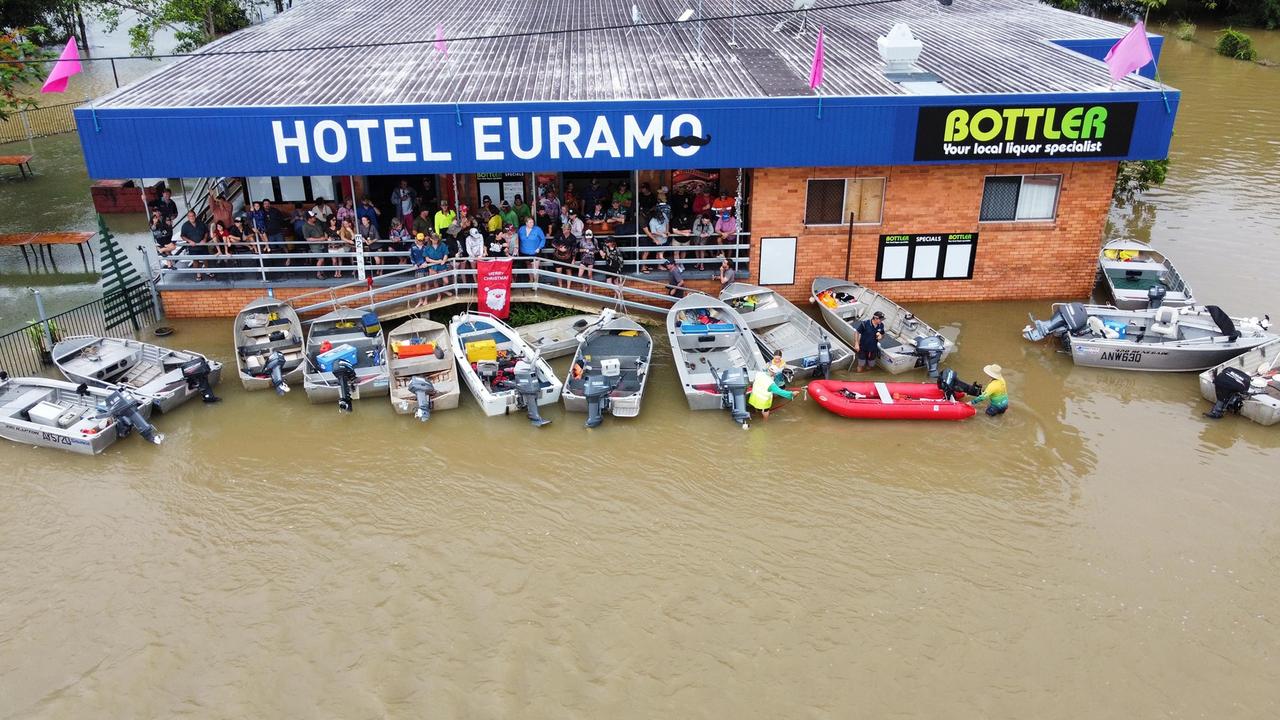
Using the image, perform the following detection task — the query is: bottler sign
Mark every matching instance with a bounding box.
[914,103,1138,161]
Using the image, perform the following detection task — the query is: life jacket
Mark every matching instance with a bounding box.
[748,371,775,411]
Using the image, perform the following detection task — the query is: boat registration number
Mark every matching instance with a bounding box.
[1099,350,1143,364]
[40,431,76,446]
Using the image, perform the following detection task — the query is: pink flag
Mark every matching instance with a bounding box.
[808,26,825,90]
[41,37,82,94]
[1104,21,1154,84]
[434,24,447,55]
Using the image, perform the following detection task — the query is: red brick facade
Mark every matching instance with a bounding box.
[747,161,1118,303]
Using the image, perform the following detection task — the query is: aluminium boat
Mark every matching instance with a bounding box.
[387,317,460,420]
[719,281,852,378]
[52,335,222,413]
[1200,337,1280,425]
[233,296,305,393]
[0,374,162,454]
[517,314,597,360]
[1098,239,1195,311]
[303,308,390,406]
[561,310,653,426]
[666,293,766,423]
[811,277,955,377]
[1023,302,1273,372]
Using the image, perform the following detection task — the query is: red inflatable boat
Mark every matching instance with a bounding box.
[807,380,975,421]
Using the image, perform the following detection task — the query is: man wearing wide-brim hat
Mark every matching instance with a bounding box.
[969,364,1009,416]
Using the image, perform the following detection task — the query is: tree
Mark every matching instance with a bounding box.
[1113,159,1170,207]
[91,0,253,54]
[0,29,52,121]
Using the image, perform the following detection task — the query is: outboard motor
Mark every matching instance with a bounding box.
[261,351,290,395]
[582,374,617,429]
[937,368,982,402]
[1023,302,1090,342]
[716,366,751,425]
[96,388,163,445]
[1147,284,1167,310]
[333,359,358,413]
[181,357,220,403]
[815,336,833,380]
[913,335,947,379]
[407,376,438,422]
[1205,366,1253,419]
[510,356,551,427]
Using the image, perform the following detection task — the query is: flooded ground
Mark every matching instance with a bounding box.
[1,23,1278,720]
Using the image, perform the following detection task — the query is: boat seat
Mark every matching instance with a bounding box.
[1,388,56,416]
[1148,306,1180,339]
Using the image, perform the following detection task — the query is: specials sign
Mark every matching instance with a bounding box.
[914,103,1138,162]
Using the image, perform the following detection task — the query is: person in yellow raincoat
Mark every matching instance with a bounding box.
[748,370,798,421]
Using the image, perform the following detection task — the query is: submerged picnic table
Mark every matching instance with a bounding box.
[0,232,95,272]
[0,155,34,179]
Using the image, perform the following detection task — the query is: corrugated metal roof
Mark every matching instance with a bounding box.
[95,0,1160,109]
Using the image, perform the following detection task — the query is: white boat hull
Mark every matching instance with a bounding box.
[451,312,563,418]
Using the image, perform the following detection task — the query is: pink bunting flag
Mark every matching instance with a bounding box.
[808,26,826,90]
[41,37,83,94]
[1104,21,1154,84]
[434,24,447,56]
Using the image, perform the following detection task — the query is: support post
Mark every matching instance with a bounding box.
[31,289,55,354]
[843,211,854,280]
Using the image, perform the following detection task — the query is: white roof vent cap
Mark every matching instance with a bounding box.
[878,23,923,74]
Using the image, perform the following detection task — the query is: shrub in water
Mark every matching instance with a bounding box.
[1216,29,1258,61]
[1174,20,1195,41]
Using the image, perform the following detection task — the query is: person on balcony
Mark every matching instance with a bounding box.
[390,179,418,230]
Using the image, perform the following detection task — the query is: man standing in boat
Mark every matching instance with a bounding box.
[853,311,886,373]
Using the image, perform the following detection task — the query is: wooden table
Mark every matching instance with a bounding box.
[0,232,95,272]
[0,155,34,179]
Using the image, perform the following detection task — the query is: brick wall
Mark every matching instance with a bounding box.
[747,161,1117,303]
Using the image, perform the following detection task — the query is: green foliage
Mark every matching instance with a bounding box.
[1114,159,1170,206]
[1174,19,1197,39]
[24,318,60,351]
[507,304,582,327]
[0,29,51,121]
[93,0,252,54]
[0,1,78,44]
[1216,28,1259,60]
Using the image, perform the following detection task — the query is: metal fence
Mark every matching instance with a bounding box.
[0,100,81,145]
[0,283,158,377]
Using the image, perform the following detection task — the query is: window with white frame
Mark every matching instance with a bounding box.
[245,176,337,203]
[804,177,885,225]
[979,175,1061,222]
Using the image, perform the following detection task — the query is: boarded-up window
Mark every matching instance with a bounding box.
[804,177,886,225]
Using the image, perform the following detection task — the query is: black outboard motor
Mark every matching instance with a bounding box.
[582,372,619,429]
[717,367,751,425]
[1205,366,1253,419]
[96,388,164,444]
[913,335,947,379]
[1023,302,1090,342]
[1147,284,1167,310]
[333,359,358,413]
[510,356,551,427]
[261,351,290,395]
[180,357,220,403]
[937,368,982,402]
[407,376,438,422]
[815,336,833,380]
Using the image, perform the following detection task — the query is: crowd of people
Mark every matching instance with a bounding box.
[149,177,743,293]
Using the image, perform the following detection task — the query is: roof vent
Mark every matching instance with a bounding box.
[878,24,923,74]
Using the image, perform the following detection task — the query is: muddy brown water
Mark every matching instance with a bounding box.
[1,24,1279,719]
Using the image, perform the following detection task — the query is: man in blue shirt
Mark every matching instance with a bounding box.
[853,311,886,373]
[517,216,547,272]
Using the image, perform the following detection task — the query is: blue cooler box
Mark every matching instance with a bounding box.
[1102,320,1128,339]
[317,343,358,372]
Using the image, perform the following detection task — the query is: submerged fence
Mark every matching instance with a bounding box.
[0,100,81,145]
[0,283,159,377]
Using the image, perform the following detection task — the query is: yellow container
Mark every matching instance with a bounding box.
[466,338,497,363]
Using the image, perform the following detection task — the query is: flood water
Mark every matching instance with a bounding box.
[1,24,1279,719]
